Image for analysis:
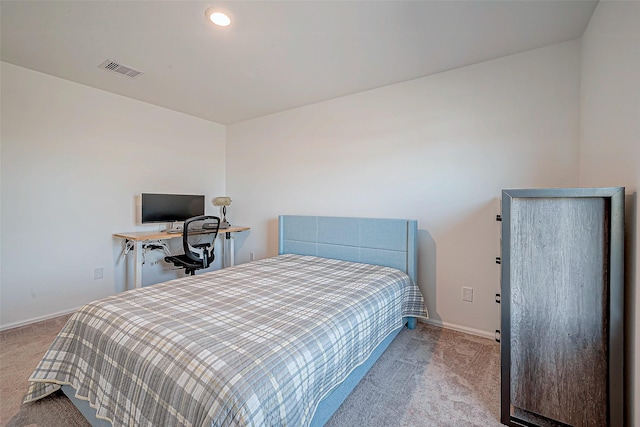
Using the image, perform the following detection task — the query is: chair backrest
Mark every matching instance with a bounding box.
[183,215,221,268]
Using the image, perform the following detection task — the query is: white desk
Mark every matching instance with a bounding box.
[114,226,250,289]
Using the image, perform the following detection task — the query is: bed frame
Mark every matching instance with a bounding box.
[63,215,420,426]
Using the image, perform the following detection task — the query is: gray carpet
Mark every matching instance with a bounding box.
[325,323,502,427]
[7,323,501,427]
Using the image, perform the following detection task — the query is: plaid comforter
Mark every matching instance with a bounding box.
[25,254,427,426]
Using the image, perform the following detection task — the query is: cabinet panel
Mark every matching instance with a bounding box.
[500,188,624,427]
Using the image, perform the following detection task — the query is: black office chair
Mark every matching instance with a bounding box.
[164,215,221,275]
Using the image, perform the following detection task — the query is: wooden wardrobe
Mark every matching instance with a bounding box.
[500,187,624,427]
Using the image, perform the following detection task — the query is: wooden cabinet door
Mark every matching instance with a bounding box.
[500,188,624,427]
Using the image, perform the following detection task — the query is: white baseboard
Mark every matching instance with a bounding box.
[421,318,497,340]
[0,307,80,332]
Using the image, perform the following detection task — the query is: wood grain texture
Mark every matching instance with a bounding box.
[113,226,250,241]
[509,197,609,427]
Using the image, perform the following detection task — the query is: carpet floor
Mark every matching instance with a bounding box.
[1,317,501,427]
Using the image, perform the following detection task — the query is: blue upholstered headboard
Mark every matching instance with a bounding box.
[278,215,418,285]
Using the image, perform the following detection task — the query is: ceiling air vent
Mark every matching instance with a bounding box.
[98,60,143,79]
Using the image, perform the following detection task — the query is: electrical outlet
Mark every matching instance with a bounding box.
[94,267,104,280]
[249,252,255,261]
[462,287,473,302]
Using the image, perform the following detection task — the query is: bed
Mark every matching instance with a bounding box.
[24,215,427,426]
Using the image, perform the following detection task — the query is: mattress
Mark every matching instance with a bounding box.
[25,254,427,426]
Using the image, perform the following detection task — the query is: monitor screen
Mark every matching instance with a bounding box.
[141,193,205,223]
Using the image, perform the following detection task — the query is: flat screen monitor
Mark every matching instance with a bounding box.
[141,193,205,223]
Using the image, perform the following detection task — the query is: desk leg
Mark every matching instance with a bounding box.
[220,232,235,268]
[133,241,143,289]
[219,234,226,268]
[228,234,235,267]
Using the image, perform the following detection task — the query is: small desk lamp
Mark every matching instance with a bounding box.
[213,196,232,229]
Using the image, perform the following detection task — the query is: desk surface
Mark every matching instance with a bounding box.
[114,226,250,241]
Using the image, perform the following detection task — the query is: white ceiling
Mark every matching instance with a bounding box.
[1,0,598,125]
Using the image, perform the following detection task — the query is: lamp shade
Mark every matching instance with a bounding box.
[213,197,232,206]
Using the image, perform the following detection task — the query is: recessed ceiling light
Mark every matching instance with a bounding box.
[205,8,231,27]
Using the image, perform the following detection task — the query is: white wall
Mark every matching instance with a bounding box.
[579,1,640,424]
[227,41,581,337]
[0,62,226,328]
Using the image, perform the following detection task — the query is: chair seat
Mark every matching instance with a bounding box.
[165,254,204,275]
